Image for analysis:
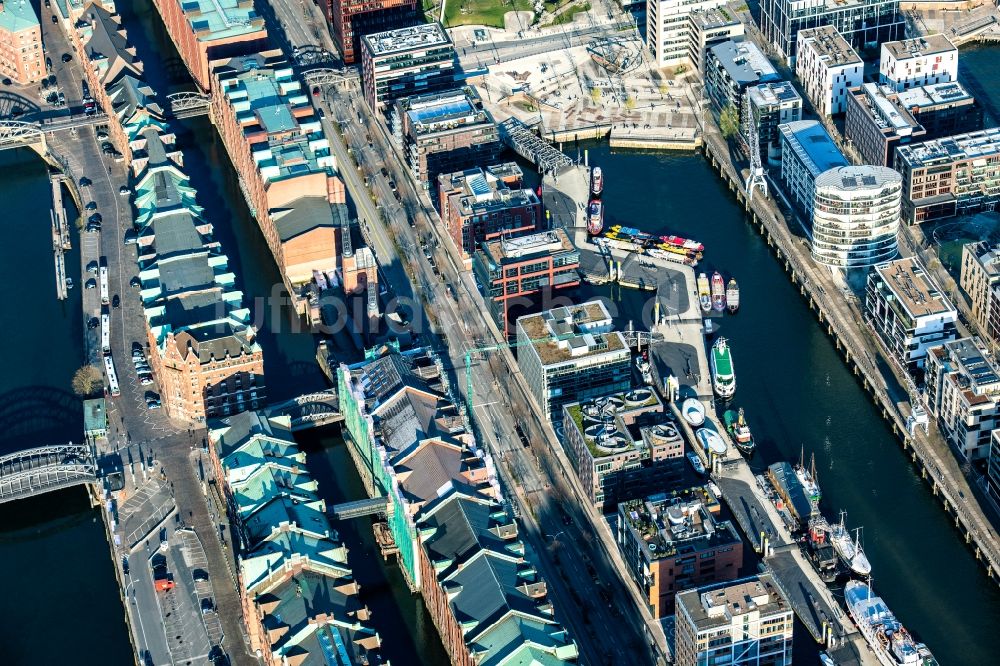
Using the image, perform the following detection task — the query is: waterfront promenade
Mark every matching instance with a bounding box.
[698,113,1000,583]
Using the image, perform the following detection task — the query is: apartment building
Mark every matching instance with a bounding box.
[417,492,579,666]
[361,22,457,110]
[473,229,580,337]
[812,165,902,268]
[960,242,1000,346]
[879,34,957,92]
[795,26,862,116]
[894,127,1000,224]
[778,120,849,217]
[759,0,903,62]
[150,0,267,92]
[391,87,501,189]
[326,0,417,65]
[845,83,926,167]
[618,487,742,618]
[687,8,744,73]
[747,81,802,165]
[674,575,794,666]
[0,0,44,84]
[208,412,384,665]
[646,0,728,68]
[925,338,1000,461]
[436,163,541,258]
[897,82,983,140]
[337,345,500,590]
[865,257,958,370]
[562,389,685,510]
[515,301,632,420]
[987,429,1000,504]
[704,40,779,114]
[211,50,344,289]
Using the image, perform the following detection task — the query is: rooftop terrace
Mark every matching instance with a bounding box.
[517,301,626,366]
[874,257,954,320]
[363,22,450,57]
[481,229,576,264]
[619,487,734,561]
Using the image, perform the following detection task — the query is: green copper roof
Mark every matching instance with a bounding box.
[0,0,39,32]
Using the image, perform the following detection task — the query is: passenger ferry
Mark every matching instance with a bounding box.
[711,337,736,398]
[845,580,938,666]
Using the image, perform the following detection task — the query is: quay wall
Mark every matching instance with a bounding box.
[698,130,1000,583]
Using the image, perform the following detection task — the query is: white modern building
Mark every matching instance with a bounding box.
[812,165,902,268]
[646,0,728,68]
[759,0,904,63]
[687,8,745,73]
[795,25,863,116]
[866,256,958,370]
[925,337,1000,461]
[674,575,794,666]
[879,34,957,93]
[778,120,849,216]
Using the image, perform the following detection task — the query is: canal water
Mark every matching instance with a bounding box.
[0,151,132,665]
[573,137,1000,661]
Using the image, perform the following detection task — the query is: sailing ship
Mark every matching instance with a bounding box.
[711,272,726,312]
[845,580,938,666]
[711,337,736,398]
[723,408,755,456]
[697,273,712,313]
[795,449,821,503]
[587,200,604,235]
[726,278,740,313]
[830,514,873,577]
[590,166,603,197]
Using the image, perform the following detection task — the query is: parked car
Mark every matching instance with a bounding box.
[380,167,389,178]
[112,294,120,308]
[85,279,96,289]
[124,231,137,245]
[61,53,72,62]
[87,317,99,329]
[148,401,162,410]
[87,261,99,273]
[130,276,141,289]
[79,176,91,187]
[119,185,130,196]
[85,201,97,211]
[140,377,154,386]
[51,15,58,24]
[200,598,216,614]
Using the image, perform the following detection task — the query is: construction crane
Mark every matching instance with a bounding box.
[742,92,768,202]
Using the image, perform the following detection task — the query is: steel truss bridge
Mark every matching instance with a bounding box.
[0,444,97,505]
[166,92,212,119]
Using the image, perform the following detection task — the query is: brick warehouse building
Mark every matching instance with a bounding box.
[150,0,267,92]
[326,0,417,65]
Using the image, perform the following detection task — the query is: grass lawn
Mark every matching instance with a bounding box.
[443,0,535,28]
[549,1,589,25]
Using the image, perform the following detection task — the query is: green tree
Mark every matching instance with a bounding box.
[719,104,740,139]
[72,364,103,397]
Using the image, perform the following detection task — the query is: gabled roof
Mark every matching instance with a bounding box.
[81,5,141,86]
[212,411,296,461]
[240,530,351,594]
[392,438,484,505]
[271,196,336,242]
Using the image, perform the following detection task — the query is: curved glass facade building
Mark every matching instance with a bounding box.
[811,165,902,268]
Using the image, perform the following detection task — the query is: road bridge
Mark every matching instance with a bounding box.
[0,444,97,505]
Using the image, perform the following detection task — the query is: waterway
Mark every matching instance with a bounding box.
[571,135,1000,660]
[0,151,132,665]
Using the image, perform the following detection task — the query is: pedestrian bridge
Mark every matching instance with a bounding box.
[265,389,344,431]
[329,496,390,521]
[0,444,97,505]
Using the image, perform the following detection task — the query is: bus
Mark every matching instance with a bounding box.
[99,266,109,306]
[104,354,120,397]
[101,313,110,356]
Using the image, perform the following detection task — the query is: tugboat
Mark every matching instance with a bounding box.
[711,272,726,312]
[697,272,712,313]
[710,337,736,398]
[726,278,740,313]
[723,407,755,456]
[590,165,603,197]
[587,199,604,235]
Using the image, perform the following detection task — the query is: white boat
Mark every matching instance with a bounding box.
[696,428,727,457]
[710,337,736,398]
[697,272,712,313]
[65,277,74,289]
[845,580,938,666]
[795,449,821,502]
[708,480,722,498]
[687,451,706,475]
[681,398,705,426]
[851,541,873,577]
[829,511,857,563]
